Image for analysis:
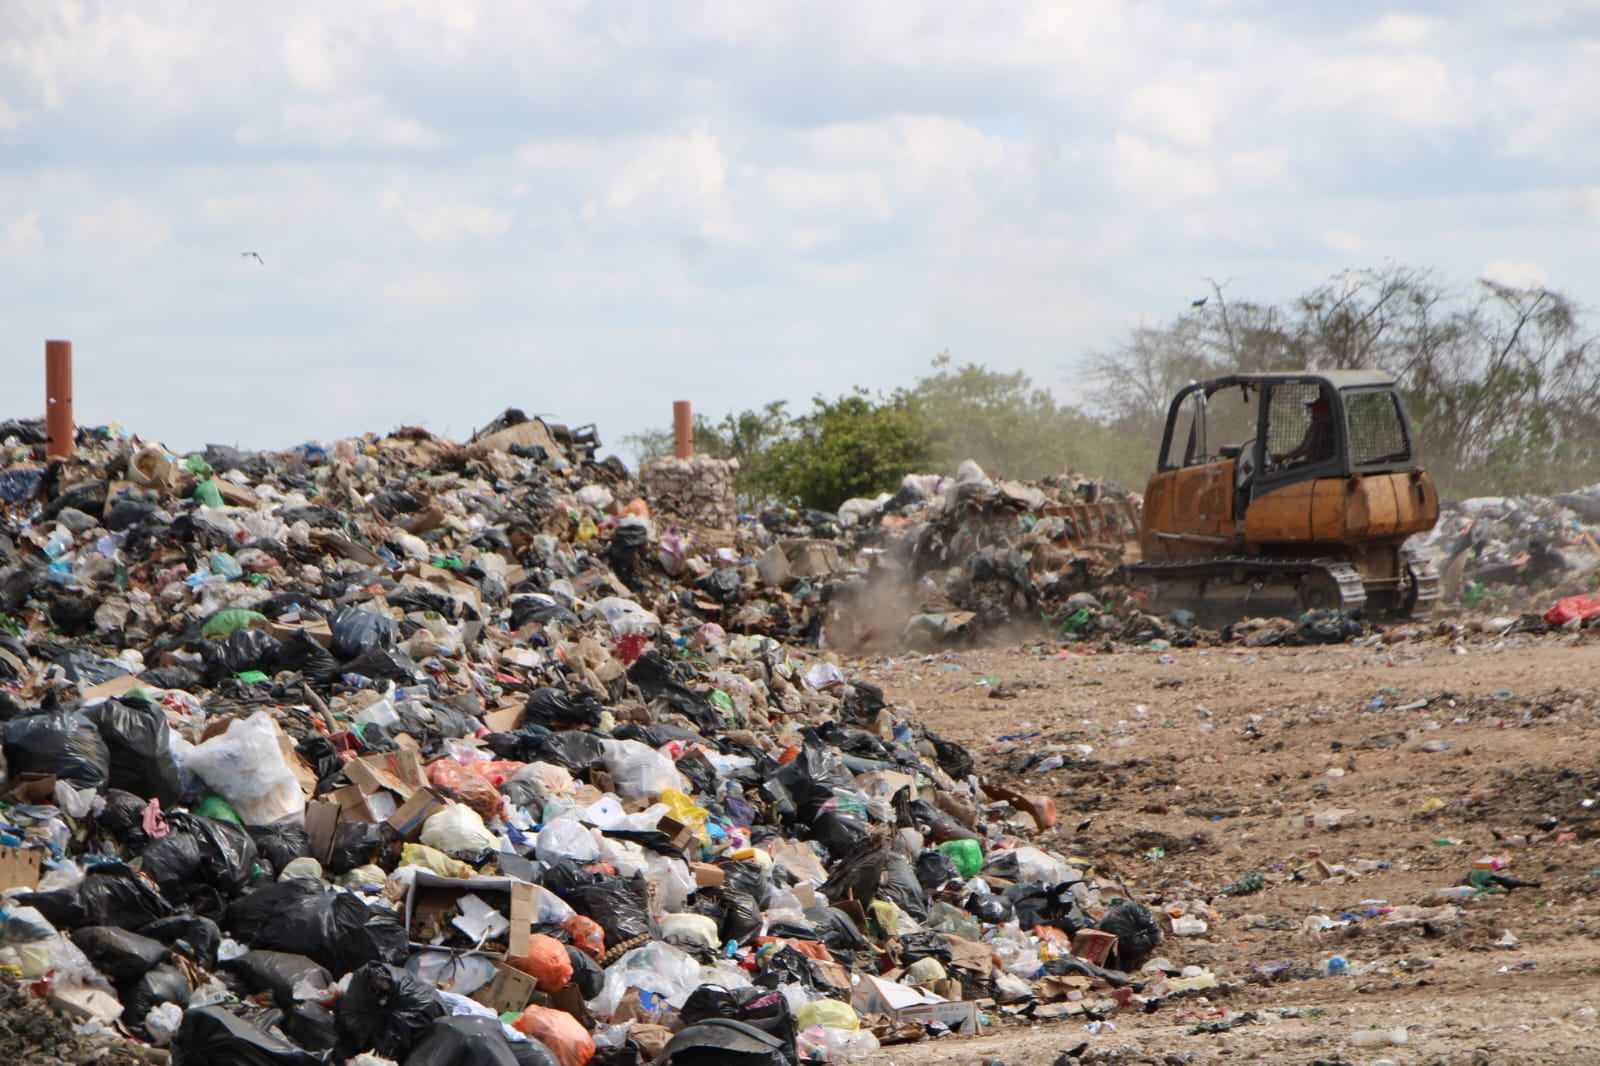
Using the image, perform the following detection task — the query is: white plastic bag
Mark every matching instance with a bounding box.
[536,817,600,862]
[588,942,700,1019]
[600,739,686,802]
[175,711,305,825]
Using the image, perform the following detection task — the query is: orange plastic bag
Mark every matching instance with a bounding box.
[513,1004,595,1066]
[506,933,573,993]
[563,915,605,961]
[426,759,501,819]
[472,759,526,788]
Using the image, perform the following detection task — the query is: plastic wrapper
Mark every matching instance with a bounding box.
[183,711,306,826]
[338,961,447,1059]
[795,999,858,1032]
[514,1003,596,1066]
[3,707,111,788]
[796,1026,879,1064]
[406,950,497,996]
[400,843,474,879]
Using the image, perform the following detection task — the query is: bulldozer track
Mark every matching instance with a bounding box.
[1124,556,1370,617]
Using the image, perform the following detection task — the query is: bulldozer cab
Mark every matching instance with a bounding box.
[1157,371,1419,521]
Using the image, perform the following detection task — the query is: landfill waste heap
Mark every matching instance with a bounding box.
[0,411,1199,1066]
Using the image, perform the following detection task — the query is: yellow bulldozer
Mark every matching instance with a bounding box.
[1123,370,1440,622]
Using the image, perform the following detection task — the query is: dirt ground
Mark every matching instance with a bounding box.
[850,627,1600,1066]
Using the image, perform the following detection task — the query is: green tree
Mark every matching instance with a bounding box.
[750,391,931,510]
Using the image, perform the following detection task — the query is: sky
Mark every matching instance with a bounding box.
[4,1,1600,461]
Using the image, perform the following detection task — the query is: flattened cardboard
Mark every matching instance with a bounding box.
[473,961,539,1014]
[78,674,146,700]
[0,846,44,891]
[345,748,425,797]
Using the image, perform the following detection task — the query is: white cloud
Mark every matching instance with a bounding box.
[0,211,42,258]
[67,197,170,260]
[236,94,440,151]
[1482,258,1547,289]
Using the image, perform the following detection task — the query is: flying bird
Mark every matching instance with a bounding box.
[242,252,264,265]
[1191,297,1207,307]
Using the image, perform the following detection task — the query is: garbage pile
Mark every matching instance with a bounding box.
[1422,491,1600,612]
[0,415,1182,1065]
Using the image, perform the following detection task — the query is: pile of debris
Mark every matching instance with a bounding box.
[0,414,1186,1065]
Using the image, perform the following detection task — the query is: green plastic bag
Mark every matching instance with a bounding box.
[201,609,268,639]
[195,794,243,826]
[193,479,223,507]
[938,838,983,879]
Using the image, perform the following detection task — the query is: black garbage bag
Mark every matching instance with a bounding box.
[69,925,169,982]
[284,1002,341,1053]
[711,887,764,947]
[276,630,341,686]
[173,1005,331,1066]
[563,873,656,947]
[78,863,175,930]
[879,852,927,922]
[330,606,398,662]
[123,962,192,1028]
[1098,902,1163,972]
[820,839,887,906]
[327,819,385,874]
[805,903,864,946]
[893,786,979,843]
[296,736,345,794]
[93,694,182,804]
[141,813,259,900]
[589,1045,643,1066]
[522,688,605,729]
[915,849,962,891]
[627,651,722,733]
[567,943,604,999]
[509,595,579,629]
[895,930,952,968]
[752,945,830,998]
[3,707,111,788]
[965,892,1015,925]
[143,914,223,969]
[721,860,775,910]
[95,788,154,845]
[679,986,797,1065]
[402,1015,529,1066]
[202,629,285,683]
[53,646,127,686]
[394,701,480,744]
[924,729,975,781]
[139,665,203,690]
[12,887,87,929]
[337,961,445,1059]
[341,645,424,682]
[228,951,332,1006]
[696,567,743,605]
[250,819,313,876]
[510,1034,564,1066]
[227,880,408,976]
[1005,880,1086,936]
[659,1018,792,1066]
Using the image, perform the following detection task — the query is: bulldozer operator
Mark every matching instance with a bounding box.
[1273,394,1336,466]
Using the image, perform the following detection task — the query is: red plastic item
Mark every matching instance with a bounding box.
[1545,594,1600,626]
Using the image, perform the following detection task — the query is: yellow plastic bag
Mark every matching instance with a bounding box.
[659,788,711,848]
[400,842,473,879]
[797,998,860,1031]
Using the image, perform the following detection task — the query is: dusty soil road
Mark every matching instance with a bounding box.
[850,629,1600,1066]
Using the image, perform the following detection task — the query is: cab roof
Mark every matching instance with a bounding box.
[1195,369,1397,391]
